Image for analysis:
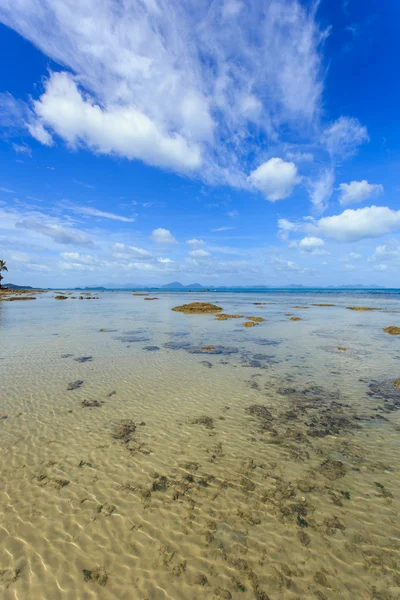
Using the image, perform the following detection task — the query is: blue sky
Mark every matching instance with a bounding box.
[0,0,399,287]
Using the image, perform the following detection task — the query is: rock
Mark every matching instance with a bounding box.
[112,420,136,442]
[201,346,216,351]
[5,296,36,301]
[347,306,381,311]
[312,303,335,307]
[290,317,302,321]
[133,293,148,296]
[55,295,68,300]
[337,347,347,351]
[245,405,273,421]
[191,415,215,429]
[247,316,265,323]
[215,313,244,321]
[74,356,93,363]
[172,302,223,314]
[383,326,400,335]
[243,321,257,327]
[67,380,84,391]
[144,297,158,300]
[293,306,308,309]
[394,380,400,388]
[82,567,108,586]
[82,399,102,408]
[319,459,346,480]
[193,573,208,586]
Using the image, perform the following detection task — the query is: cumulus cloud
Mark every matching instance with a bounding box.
[32,72,201,171]
[308,169,334,213]
[322,116,369,159]
[16,218,94,246]
[248,158,299,201]
[298,236,325,254]
[278,206,400,243]
[318,206,400,242]
[151,228,178,244]
[338,180,383,206]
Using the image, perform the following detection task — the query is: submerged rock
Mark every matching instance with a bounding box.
[172,302,223,314]
[319,459,346,480]
[74,356,93,363]
[144,297,159,300]
[290,317,302,321]
[191,415,215,429]
[143,345,160,351]
[247,316,265,323]
[337,347,347,352]
[82,567,108,586]
[243,321,257,328]
[245,405,273,421]
[55,295,68,300]
[67,380,84,391]
[383,326,400,335]
[347,306,381,311]
[82,399,102,408]
[112,420,136,442]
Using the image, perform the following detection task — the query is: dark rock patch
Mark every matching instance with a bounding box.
[74,356,93,363]
[143,346,160,351]
[67,380,84,391]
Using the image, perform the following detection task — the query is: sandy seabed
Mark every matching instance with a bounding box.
[1,291,400,599]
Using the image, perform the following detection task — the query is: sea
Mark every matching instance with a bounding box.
[1,288,400,599]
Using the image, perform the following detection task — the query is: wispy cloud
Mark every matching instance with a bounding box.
[66,203,136,223]
[0,0,337,198]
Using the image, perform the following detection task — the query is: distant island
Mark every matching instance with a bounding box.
[4,281,388,291]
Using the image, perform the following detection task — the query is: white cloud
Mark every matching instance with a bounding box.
[186,238,205,248]
[299,236,325,254]
[27,120,53,146]
[308,169,334,213]
[375,263,388,271]
[227,210,239,217]
[338,180,383,206]
[248,157,299,201]
[112,243,152,259]
[318,206,400,242]
[15,218,94,247]
[0,0,327,185]
[151,228,178,244]
[212,226,237,232]
[0,187,15,193]
[12,143,31,156]
[32,72,201,172]
[158,257,173,263]
[322,116,369,159]
[67,203,135,223]
[189,249,211,258]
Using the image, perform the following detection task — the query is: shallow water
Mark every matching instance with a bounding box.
[1,291,400,599]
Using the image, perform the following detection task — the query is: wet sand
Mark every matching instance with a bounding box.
[1,291,400,599]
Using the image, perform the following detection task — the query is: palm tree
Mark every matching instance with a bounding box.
[0,259,8,289]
